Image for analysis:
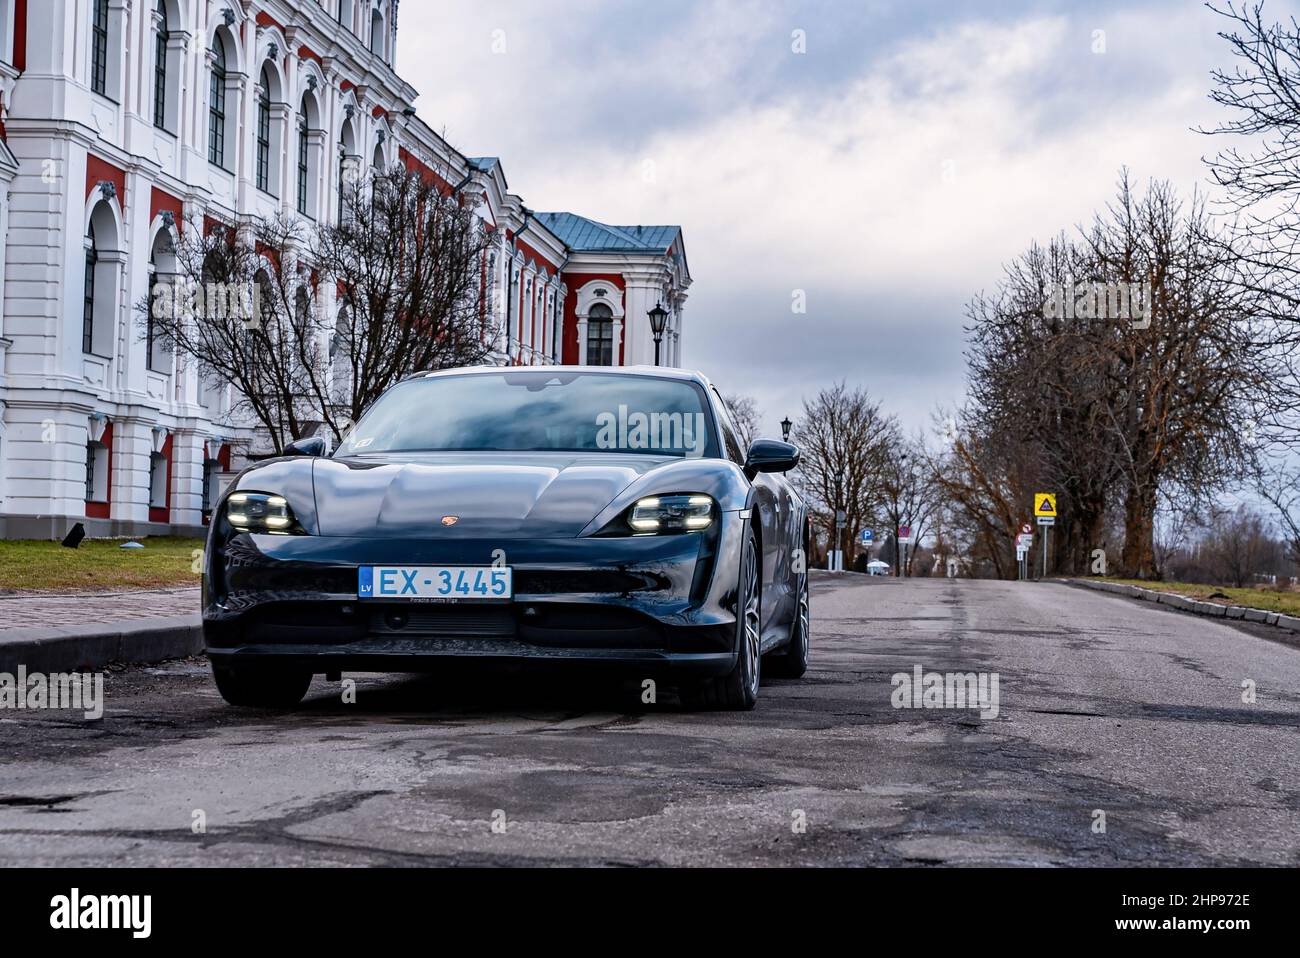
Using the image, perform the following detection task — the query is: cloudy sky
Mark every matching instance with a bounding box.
[395,0,1286,439]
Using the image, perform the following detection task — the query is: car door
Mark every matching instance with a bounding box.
[712,389,790,633]
[764,467,800,628]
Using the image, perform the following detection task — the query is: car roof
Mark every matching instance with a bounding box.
[407,365,716,390]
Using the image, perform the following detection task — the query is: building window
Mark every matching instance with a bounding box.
[202,459,218,516]
[586,303,615,366]
[208,37,228,168]
[85,432,110,509]
[83,226,97,355]
[91,0,109,95]
[338,150,345,221]
[370,11,384,57]
[153,0,168,128]
[146,268,159,372]
[149,453,168,509]
[297,104,310,215]
[256,83,272,193]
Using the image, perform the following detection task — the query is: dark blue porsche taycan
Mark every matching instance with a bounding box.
[202,367,810,710]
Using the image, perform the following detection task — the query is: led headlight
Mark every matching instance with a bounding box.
[226,492,299,534]
[628,495,714,534]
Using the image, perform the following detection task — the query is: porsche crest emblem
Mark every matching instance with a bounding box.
[441,515,459,527]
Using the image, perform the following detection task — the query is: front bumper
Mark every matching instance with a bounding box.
[203,512,746,677]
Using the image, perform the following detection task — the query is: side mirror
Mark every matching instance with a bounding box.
[285,436,328,458]
[744,439,800,477]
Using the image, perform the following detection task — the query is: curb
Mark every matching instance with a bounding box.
[0,614,202,673]
[1061,579,1300,635]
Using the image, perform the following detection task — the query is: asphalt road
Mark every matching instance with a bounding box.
[2,573,1298,867]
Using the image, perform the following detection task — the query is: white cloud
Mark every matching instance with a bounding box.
[396,2,1250,433]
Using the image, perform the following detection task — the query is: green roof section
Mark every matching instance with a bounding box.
[535,212,681,254]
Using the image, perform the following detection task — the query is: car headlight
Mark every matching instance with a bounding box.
[628,495,714,534]
[225,492,301,535]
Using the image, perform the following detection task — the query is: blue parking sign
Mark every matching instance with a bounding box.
[860,529,874,545]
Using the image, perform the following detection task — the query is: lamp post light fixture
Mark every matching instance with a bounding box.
[781,416,793,442]
[648,302,669,366]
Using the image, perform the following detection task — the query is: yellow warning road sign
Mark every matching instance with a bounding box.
[1034,493,1057,518]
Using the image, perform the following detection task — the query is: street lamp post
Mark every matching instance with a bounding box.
[895,453,909,578]
[648,303,669,366]
[781,416,793,442]
[832,472,846,573]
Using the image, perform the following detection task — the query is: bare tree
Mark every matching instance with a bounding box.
[793,383,898,567]
[878,433,941,576]
[142,165,497,455]
[931,405,1044,579]
[1253,452,1300,567]
[958,174,1270,579]
[313,165,498,443]
[964,232,1122,574]
[1204,2,1300,320]
[1087,176,1268,577]
[1204,504,1273,588]
[145,214,321,454]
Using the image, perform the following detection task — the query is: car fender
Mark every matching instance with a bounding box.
[220,457,321,535]
[580,457,753,537]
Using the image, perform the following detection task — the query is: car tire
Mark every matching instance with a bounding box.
[681,525,761,711]
[211,663,312,709]
[765,564,809,679]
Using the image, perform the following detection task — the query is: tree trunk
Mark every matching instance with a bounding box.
[1121,483,1159,579]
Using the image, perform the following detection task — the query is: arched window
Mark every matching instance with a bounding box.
[83,224,97,354]
[586,303,614,366]
[147,229,175,373]
[91,0,109,95]
[339,119,358,222]
[83,202,121,357]
[370,10,384,57]
[297,98,311,215]
[208,36,228,167]
[147,247,159,370]
[153,1,168,127]
[256,80,272,192]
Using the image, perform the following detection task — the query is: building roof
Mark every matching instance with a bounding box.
[535,212,681,254]
[466,156,507,190]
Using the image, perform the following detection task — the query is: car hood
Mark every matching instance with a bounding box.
[311,451,676,539]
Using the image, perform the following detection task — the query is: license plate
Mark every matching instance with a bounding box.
[359,567,512,601]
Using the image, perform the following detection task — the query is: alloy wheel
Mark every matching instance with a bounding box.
[743,540,761,696]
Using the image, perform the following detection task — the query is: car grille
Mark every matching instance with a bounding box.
[368,604,516,637]
[514,570,664,595]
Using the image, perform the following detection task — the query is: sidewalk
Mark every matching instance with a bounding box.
[0,587,201,673]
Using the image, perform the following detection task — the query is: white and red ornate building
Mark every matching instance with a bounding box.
[0,0,691,539]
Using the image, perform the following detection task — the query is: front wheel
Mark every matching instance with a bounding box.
[212,663,312,709]
[681,525,761,711]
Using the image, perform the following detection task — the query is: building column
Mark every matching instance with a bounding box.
[237,14,259,210]
[621,274,661,366]
[110,415,153,526]
[282,34,302,218]
[170,426,205,527]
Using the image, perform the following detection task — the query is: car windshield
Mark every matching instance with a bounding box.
[335,372,720,458]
